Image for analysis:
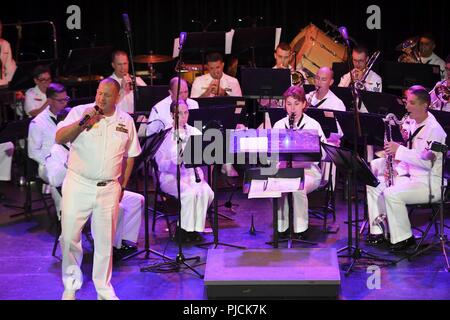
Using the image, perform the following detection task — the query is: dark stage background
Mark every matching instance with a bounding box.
[1,0,449,83]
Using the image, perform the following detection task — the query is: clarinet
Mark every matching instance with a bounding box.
[180,124,201,183]
[287,112,296,169]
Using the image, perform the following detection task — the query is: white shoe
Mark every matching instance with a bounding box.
[221,164,239,177]
[61,290,77,300]
[97,293,120,300]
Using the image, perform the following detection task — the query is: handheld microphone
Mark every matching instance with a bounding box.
[78,106,102,127]
[122,13,131,33]
[179,32,187,49]
[338,26,350,46]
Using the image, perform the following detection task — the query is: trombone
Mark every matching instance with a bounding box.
[352,51,380,90]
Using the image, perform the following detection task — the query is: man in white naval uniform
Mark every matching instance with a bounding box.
[146,77,199,136]
[55,78,141,300]
[110,50,147,114]
[24,65,52,117]
[365,86,447,251]
[418,33,446,80]
[155,100,214,243]
[272,86,327,238]
[191,52,241,177]
[28,83,69,211]
[191,52,242,98]
[429,55,450,112]
[45,143,144,258]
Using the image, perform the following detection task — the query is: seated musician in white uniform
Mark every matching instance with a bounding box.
[24,65,52,118]
[45,143,144,259]
[365,85,447,251]
[418,33,446,80]
[272,86,327,239]
[154,100,214,243]
[429,54,450,112]
[146,77,199,136]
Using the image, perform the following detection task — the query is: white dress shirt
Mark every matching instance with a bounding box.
[146,96,199,136]
[0,38,17,86]
[338,70,383,92]
[191,73,242,98]
[57,103,142,181]
[28,106,58,166]
[420,52,446,80]
[110,73,146,114]
[24,86,47,117]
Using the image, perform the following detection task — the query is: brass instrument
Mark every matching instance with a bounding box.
[397,38,422,64]
[383,113,409,187]
[430,80,450,109]
[353,51,380,90]
[291,70,305,86]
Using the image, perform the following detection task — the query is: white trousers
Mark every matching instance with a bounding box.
[61,171,120,298]
[114,191,144,248]
[161,178,214,232]
[277,170,322,233]
[366,158,441,244]
[0,142,14,181]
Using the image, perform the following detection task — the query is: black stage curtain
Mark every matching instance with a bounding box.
[2,0,449,77]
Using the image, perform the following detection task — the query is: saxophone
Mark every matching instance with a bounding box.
[382,113,409,187]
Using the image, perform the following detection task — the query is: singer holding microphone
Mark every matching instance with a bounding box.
[154,100,214,243]
[55,78,142,300]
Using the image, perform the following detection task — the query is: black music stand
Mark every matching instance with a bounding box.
[134,85,169,113]
[8,59,56,91]
[231,27,277,67]
[240,67,290,129]
[305,108,338,139]
[181,31,226,69]
[381,61,441,92]
[329,87,354,111]
[429,110,450,147]
[322,143,396,276]
[124,129,174,262]
[182,133,246,250]
[359,90,407,118]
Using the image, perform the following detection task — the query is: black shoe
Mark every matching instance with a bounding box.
[277,231,289,239]
[174,228,191,243]
[293,230,308,240]
[390,237,416,252]
[366,234,385,245]
[189,232,204,243]
[121,240,138,251]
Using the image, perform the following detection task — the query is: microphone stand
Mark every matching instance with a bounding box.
[173,38,203,279]
[123,15,139,111]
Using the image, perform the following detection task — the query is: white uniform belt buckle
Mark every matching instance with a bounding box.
[97,180,112,187]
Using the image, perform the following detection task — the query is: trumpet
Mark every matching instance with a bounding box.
[353,51,380,90]
[430,80,450,109]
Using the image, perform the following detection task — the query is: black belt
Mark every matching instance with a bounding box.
[97,180,113,186]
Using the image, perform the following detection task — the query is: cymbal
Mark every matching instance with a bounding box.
[134,54,173,64]
[396,38,418,51]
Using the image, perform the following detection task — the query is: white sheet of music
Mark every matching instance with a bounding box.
[248,180,281,199]
[266,177,302,193]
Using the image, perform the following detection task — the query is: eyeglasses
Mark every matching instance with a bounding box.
[52,96,70,103]
[37,77,52,82]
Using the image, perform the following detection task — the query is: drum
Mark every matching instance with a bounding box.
[179,64,208,85]
[290,24,347,79]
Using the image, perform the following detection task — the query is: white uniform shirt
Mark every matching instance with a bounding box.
[24,86,47,117]
[57,103,142,181]
[395,112,447,185]
[305,89,346,136]
[146,96,199,136]
[46,143,70,187]
[338,70,382,93]
[0,39,17,86]
[273,114,327,176]
[110,73,146,114]
[191,73,242,98]
[155,125,204,186]
[28,106,58,165]
[420,52,446,80]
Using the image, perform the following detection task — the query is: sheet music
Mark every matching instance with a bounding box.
[275,28,282,50]
[173,38,180,58]
[248,180,281,199]
[266,177,302,193]
[225,29,235,54]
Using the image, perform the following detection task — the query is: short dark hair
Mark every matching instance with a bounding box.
[420,32,436,44]
[111,50,128,63]
[32,65,51,79]
[283,86,306,103]
[46,83,66,99]
[206,52,223,63]
[408,85,431,106]
[170,100,188,114]
[353,45,369,57]
[276,42,291,52]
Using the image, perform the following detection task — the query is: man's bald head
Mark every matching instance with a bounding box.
[315,67,334,91]
[317,67,334,80]
[100,78,121,94]
[95,78,121,115]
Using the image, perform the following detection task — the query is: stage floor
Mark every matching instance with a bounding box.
[0,177,449,300]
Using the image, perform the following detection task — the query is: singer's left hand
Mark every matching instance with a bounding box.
[384,141,400,156]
